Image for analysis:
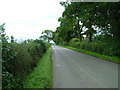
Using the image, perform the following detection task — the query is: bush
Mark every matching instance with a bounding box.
[45,42,51,49]
[33,39,47,53]
[69,38,80,48]
[2,34,23,88]
[69,38,119,57]
[2,33,49,88]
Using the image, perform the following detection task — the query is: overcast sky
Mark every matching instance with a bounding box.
[0,0,65,41]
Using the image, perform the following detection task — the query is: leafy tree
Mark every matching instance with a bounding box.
[41,30,53,42]
[58,17,76,42]
[59,2,120,42]
[54,2,120,57]
[94,2,120,41]
[61,2,84,41]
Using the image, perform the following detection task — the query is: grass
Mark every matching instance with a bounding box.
[58,45,120,64]
[23,47,52,88]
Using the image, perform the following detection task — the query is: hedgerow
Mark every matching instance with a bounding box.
[69,38,120,57]
[2,29,50,89]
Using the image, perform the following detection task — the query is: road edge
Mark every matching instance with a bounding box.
[58,45,120,64]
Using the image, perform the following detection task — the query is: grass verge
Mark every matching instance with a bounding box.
[23,47,52,88]
[58,45,120,64]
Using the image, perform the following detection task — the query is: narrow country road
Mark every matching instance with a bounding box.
[52,45,118,88]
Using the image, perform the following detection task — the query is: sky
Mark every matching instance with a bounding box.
[0,0,65,41]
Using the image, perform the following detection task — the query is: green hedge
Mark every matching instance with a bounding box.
[2,33,50,89]
[69,38,120,57]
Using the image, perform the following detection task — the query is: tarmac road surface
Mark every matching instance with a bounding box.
[52,45,118,88]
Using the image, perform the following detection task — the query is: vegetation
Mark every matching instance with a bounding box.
[53,2,120,62]
[23,47,52,88]
[1,1,120,89]
[1,24,51,89]
[40,30,53,43]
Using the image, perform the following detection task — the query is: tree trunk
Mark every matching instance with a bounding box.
[111,20,120,41]
[89,32,92,43]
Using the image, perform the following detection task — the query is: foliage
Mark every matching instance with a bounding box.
[69,39,120,57]
[23,48,52,88]
[2,29,23,88]
[52,30,63,45]
[69,38,80,48]
[53,2,120,58]
[53,2,120,42]
[10,42,43,78]
[40,30,53,42]
[33,39,47,53]
[45,42,51,49]
[1,25,50,89]
[59,2,120,42]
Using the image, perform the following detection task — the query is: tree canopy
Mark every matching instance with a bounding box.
[53,2,120,43]
[52,2,120,57]
[40,30,53,42]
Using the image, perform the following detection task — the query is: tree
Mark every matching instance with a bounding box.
[61,2,84,41]
[41,30,53,42]
[52,31,64,45]
[94,2,120,41]
[60,2,120,42]
[58,17,76,43]
[54,2,120,56]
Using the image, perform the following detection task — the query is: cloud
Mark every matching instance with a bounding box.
[0,0,64,40]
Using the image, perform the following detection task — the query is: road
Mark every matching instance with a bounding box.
[52,45,118,88]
